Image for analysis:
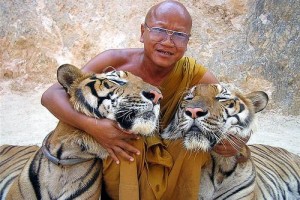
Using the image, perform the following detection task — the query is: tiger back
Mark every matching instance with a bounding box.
[0,64,162,200]
[162,84,300,200]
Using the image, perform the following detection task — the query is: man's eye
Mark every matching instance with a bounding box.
[174,32,187,38]
[152,27,165,33]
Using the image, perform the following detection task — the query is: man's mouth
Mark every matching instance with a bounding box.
[157,49,174,56]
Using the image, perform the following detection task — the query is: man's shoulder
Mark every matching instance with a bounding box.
[100,48,143,70]
[180,56,197,62]
[177,56,203,68]
[105,48,143,59]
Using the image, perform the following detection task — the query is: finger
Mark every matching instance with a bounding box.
[221,135,243,151]
[214,141,230,150]
[119,132,140,140]
[116,124,135,134]
[229,133,251,143]
[228,136,245,151]
[113,146,135,162]
[213,145,235,153]
[107,148,120,164]
[217,138,231,146]
[229,134,248,144]
[213,142,239,156]
[121,129,135,135]
[118,141,140,155]
[214,149,237,157]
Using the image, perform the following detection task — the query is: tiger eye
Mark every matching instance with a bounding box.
[228,102,235,108]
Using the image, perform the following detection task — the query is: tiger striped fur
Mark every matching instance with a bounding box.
[250,144,300,199]
[162,84,300,200]
[0,64,162,200]
[0,145,39,198]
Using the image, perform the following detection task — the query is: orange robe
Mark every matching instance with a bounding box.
[102,57,210,200]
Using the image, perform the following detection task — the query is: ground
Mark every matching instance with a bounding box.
[1,88,299,156]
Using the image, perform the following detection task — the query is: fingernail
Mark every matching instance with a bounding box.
[130,157,134,162]
[136,137,140,140]
[136,151,140,155]
[116,161,120,165]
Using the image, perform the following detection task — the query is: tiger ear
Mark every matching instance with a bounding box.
[57,64,84,93]
[246,91,269,113]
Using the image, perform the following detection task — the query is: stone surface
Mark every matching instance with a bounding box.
[0,0,299,115]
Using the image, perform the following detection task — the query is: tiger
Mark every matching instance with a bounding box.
[162,84,300,200]
[0,64,162,200]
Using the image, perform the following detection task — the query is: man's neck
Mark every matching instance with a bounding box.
[139,55,175,86]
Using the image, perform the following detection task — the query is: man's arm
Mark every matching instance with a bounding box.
[198,71,219,84]
[41,50,140,164]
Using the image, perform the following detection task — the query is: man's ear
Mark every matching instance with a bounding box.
[140,24,145,43]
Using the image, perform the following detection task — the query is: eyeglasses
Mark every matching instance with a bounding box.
[144,23,190,47]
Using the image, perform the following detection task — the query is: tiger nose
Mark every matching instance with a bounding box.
[142,90,163,104]
[185,107,208,119]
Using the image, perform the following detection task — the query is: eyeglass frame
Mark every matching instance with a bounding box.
[143,23,191,47]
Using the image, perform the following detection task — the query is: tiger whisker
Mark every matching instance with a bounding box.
[117,110,133,118]
[219,134,241,152]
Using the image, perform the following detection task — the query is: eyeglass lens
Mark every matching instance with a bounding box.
[148,27,189,47]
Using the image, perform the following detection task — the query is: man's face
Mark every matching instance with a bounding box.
[140,9,192,68]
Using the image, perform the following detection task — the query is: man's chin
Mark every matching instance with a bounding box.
[153,52,177,67]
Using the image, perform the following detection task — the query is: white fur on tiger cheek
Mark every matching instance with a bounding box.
[84,93,98,109]
[224,117,238,131]
[239,108,250,121]
[224,108,253,138]
[184,137,210,152]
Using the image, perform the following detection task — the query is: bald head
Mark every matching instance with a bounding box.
[145,0,192,33]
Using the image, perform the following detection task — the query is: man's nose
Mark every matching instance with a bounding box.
[160,33,175,46]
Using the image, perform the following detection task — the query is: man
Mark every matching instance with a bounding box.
[42,1,247,199]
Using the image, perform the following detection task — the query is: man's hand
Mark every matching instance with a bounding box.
[213,134,249,157]
[84,118,141,164]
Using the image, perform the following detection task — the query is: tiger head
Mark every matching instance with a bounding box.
[57,64,162,136]
[162,84,268,151]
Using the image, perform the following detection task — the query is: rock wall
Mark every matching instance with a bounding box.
[1,0,299,115]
